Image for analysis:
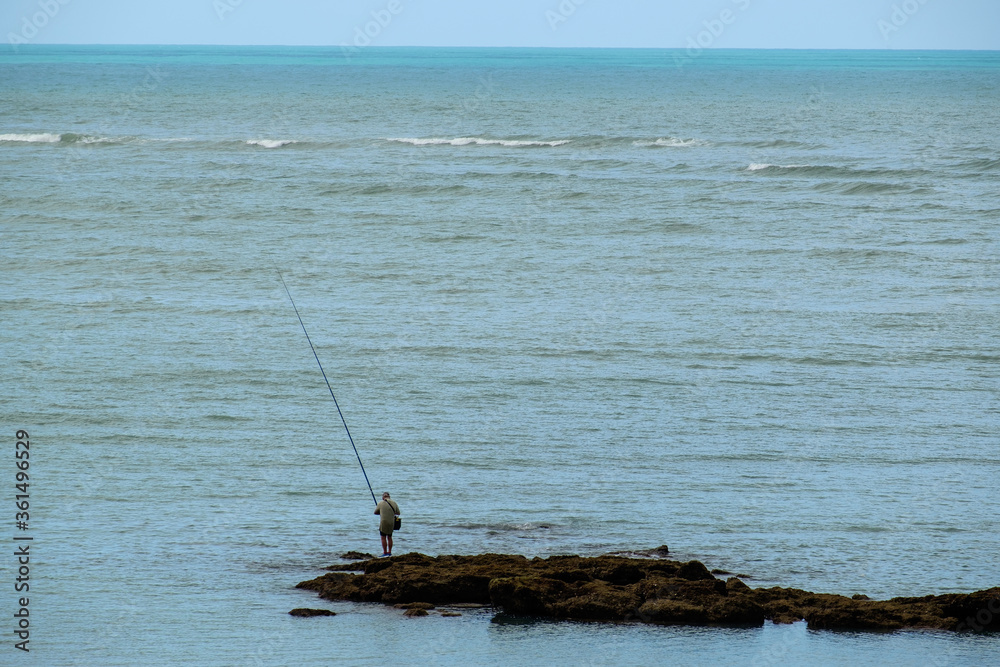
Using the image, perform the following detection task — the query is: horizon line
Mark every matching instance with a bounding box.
[8,44,1000,52]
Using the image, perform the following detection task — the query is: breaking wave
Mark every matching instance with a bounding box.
[956,157,1000,172]
[0,133,62,143]
[745,162,932,194]
[813,181,919,195]
[0,132,132,145]
[386,137,570,147]
[633,137,708,148]
[746,163,931,178]
[246,139,297,148]
[746,163,809,172]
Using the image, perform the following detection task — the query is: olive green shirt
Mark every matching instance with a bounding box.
[376,499,399,534]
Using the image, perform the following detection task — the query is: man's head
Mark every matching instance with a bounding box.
[382,492,390,500]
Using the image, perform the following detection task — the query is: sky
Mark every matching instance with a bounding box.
[3,0,999,50]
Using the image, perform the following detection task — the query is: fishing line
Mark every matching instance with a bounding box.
[273,264,378,506]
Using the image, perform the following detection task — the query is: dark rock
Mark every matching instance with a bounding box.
[289,608,336,617]
[726,577,751,593]
[341,551,375,561]
[599,562,645,586]
[677,560,716,582]
[326,562,367,572]
[548,569,593,584]
[852,594,871,601]
[296,553,1000,632]
[489,576,569,617]
[610,545,670,559]
[638,598,708,625]
[403,608,429,617]
[940,590,1000,632]
[551,582,640,621]
[440,611,462,617]
[706,596,767,627]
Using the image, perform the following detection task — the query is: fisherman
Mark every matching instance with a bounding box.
[375,492,400,556]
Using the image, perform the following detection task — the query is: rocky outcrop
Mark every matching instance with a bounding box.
[295,552,1000,632]
[288,608,336,617]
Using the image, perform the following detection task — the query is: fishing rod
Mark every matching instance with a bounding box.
[273,264,378,506]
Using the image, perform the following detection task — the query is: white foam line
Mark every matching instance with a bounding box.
[0,133,62,143]
[386,137,569,147]
[247,139,297,148]
[746,163,809,171]
[634,137,707,148]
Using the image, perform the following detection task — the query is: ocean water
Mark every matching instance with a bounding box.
[1,46,999,665]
